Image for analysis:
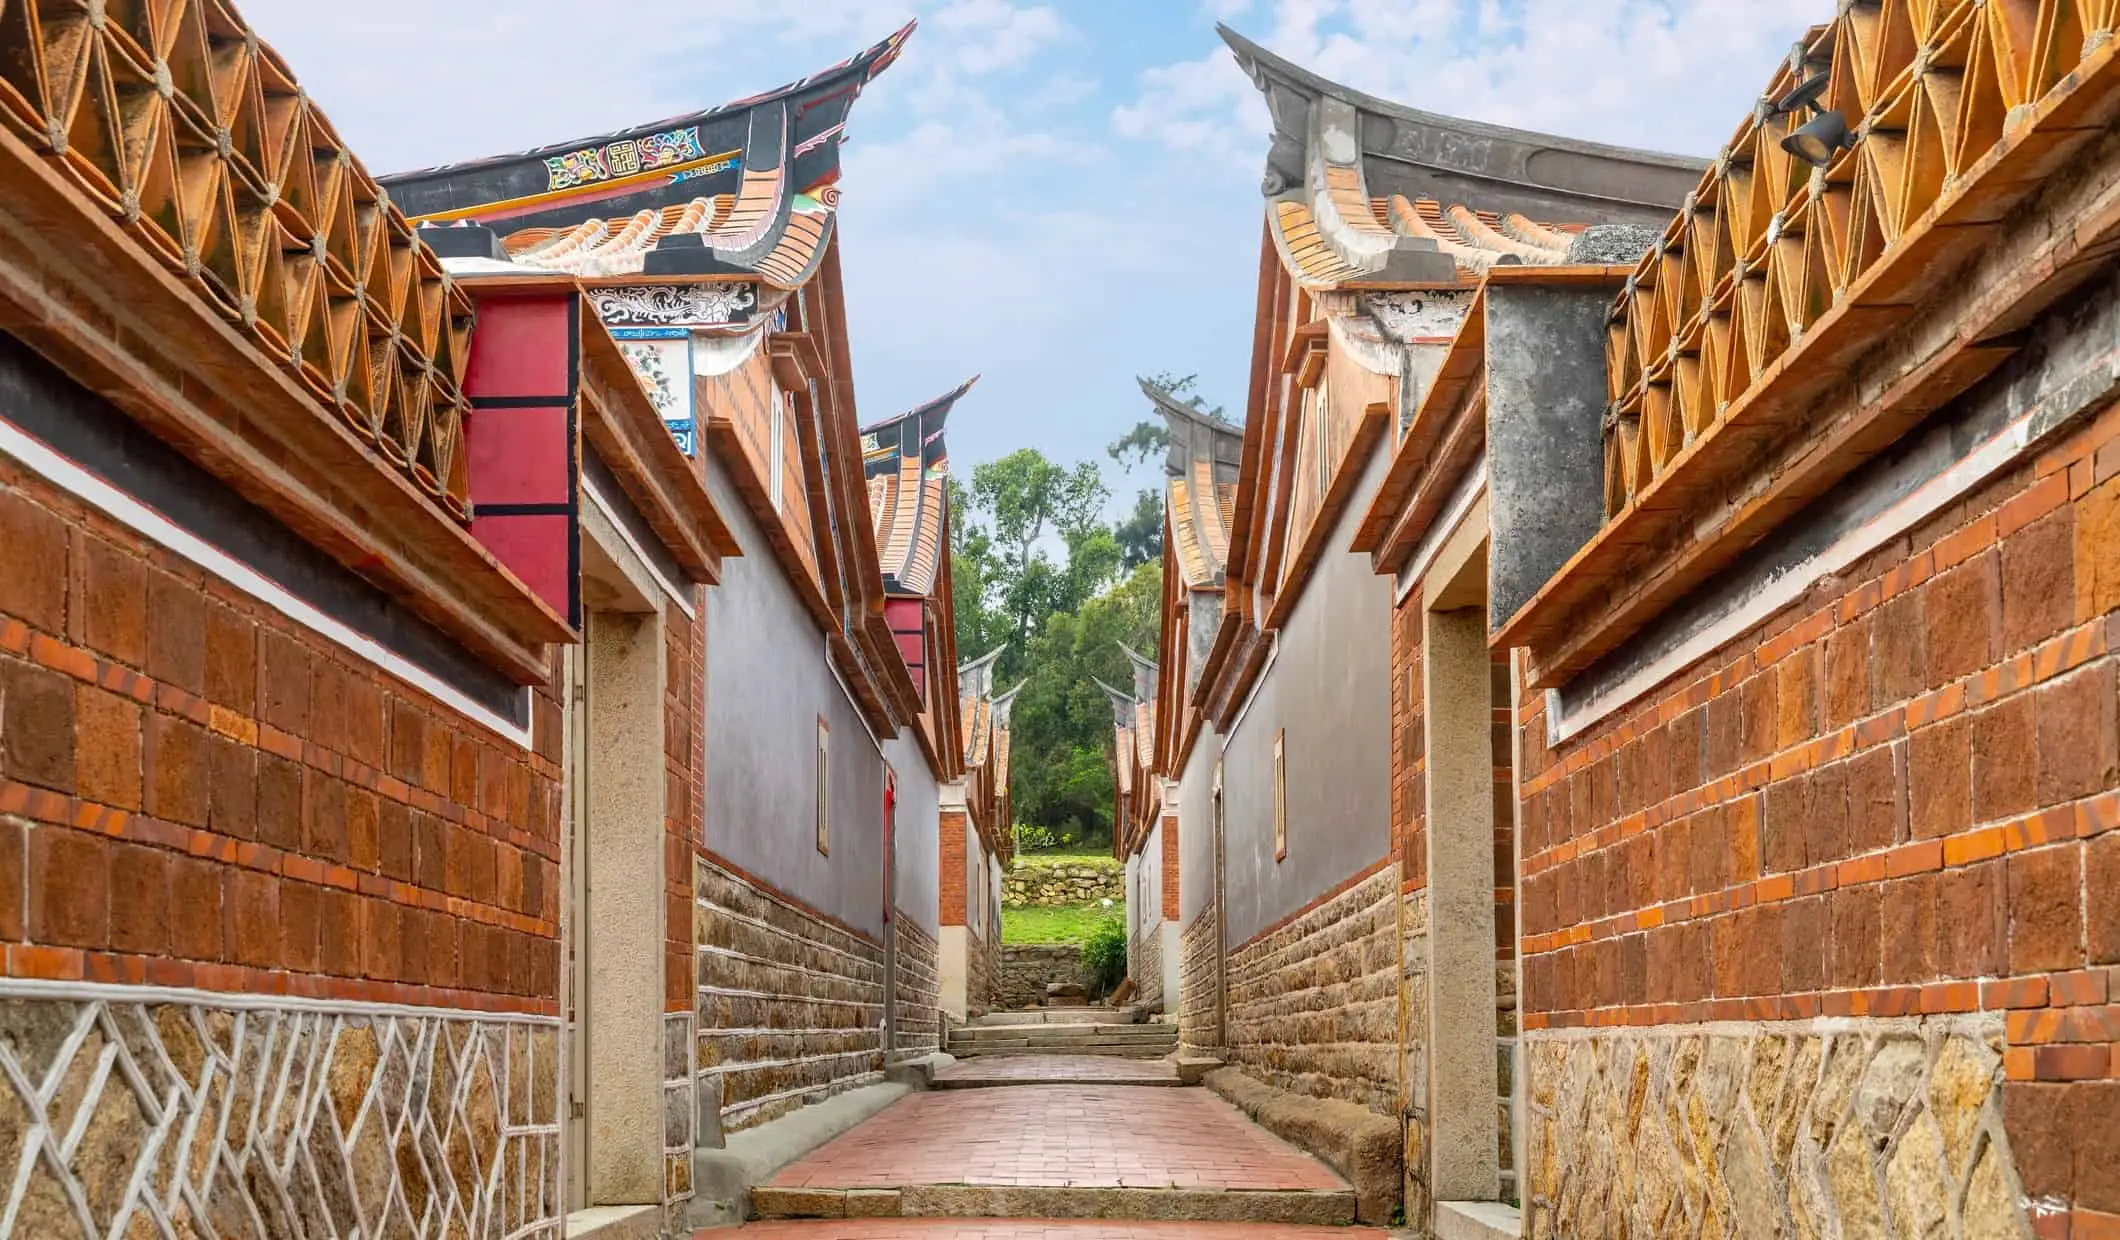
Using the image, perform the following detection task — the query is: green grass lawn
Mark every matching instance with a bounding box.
[1002,903,1122,945]
[1012,847,1116,867]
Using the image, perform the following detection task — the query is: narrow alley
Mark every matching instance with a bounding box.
[1,1,2117,1239]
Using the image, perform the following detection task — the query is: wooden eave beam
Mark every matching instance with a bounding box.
[1500,52,2120,687]
[1281,320,1329,378]
[1225,226,1286,585]
[0,127,570,685]
[1264,400,1392,630]
[1378,389,1488,577]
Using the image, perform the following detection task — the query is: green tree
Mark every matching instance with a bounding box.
[964,449,1113,680]
[1114,488,1163,572]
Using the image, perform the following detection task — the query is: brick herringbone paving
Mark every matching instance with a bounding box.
[727,1223,1391,1237]
[766,1086,1348,1191]
[932,1055,1179,1087]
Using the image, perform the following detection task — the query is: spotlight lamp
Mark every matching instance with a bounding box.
[1773,71,1856,169]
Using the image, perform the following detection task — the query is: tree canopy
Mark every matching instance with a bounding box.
[949,439,1164,846]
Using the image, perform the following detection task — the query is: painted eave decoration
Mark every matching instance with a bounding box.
[865,375,978,597]
[1218,23,1707,292]
[1497,0,2120,689]
[381,22,913,293]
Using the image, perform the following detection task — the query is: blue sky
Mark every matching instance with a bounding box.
[241,0,1811,508]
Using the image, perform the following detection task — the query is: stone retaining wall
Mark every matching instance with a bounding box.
[1179,904,1221,1054]
[1002,861,1124,907]
[892,911,941,1062]
[694,857,884,1134]
[999,944,1091,1009]
[1525,1016,2033,1239]
[1226,863,1398,1116]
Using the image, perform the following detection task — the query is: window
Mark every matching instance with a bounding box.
[770,386,786,511]
[1314,375,1332,496]
[814,717,830,855]
[1273,729,1287,862]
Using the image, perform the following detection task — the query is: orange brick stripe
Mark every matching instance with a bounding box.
[1518,616,2110,879]
[1521,789,2120,958]
[0,617,561,864]
[0,946,558,1016]
[0,778,556,939]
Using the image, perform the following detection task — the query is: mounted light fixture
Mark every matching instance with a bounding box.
[1773,70,1855,168]
[1783,110,1854,167]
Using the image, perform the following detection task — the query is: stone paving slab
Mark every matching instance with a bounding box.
[724,1221,1393,1238]
[932,1055,1180,1088]
[767,1086,1349,1194]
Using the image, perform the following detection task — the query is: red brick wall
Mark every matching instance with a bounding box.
[1517,398,2120,1221]
[1161,810,1181,922]
[940,806,967,926]
[0,459,561,1010]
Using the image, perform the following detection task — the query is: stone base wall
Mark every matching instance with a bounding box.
[1226,863,1398,1116]
[1179,904,1220,1054]
[1398,888,1431,1227]
[661,1011,696,1232]
[693,857,883,1134]
[892,912,941,1061]
[998,945,1088,1009]
[1525,1017,2033,1240]
[966,929,995,1018]
[1134,922,1165,1011]
[0,985,561,1239]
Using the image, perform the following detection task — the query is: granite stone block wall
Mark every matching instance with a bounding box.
[1134,921,1165,1011]
[892,909,941,1061]
[967,926,996,1018]
[1525,1018,2029,1240]
[693,856,884,1133]
[0,991,560,1239]
[1225,862,1399,1116]
[1397,887,1432,1227]
[1179,904,1221,1055]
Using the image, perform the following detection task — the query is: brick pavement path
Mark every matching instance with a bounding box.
[729,1222,1391,1238]
[766,1086,1346,1192]
[932,1055,1178,1087]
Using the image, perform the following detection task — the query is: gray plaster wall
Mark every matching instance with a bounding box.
[885,733,940,935]
[1178,729,1222,924]
[1221,445,1394,947]
[1485,282,1613,628]
[703,459,887,938]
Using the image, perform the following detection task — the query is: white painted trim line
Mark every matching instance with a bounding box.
[1222,636,1280,743]
[1546,406,2043,744]
[0,419,535,749]
[0,976,559,1024]
[1395,457,1488,605]
[582,474,697,620]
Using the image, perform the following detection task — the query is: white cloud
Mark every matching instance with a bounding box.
[930,0,1068,74]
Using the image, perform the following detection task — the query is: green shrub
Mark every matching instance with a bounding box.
[1014,824,1062,851]
[1080,916,1128,998]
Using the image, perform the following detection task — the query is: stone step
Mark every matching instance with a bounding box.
[970,1008,1139,1026]
[748,1184,1358,1226]
[945,1042,1177,1060]
[948,1023,1175,1040]
[945,1021,1178,1038]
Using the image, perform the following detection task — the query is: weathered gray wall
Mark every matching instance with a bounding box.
[704,460,886,937]
[1178,731,1221,924]
[1221,445,1394,946]
[1484,282,1612,627]
[885,733,941,935]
